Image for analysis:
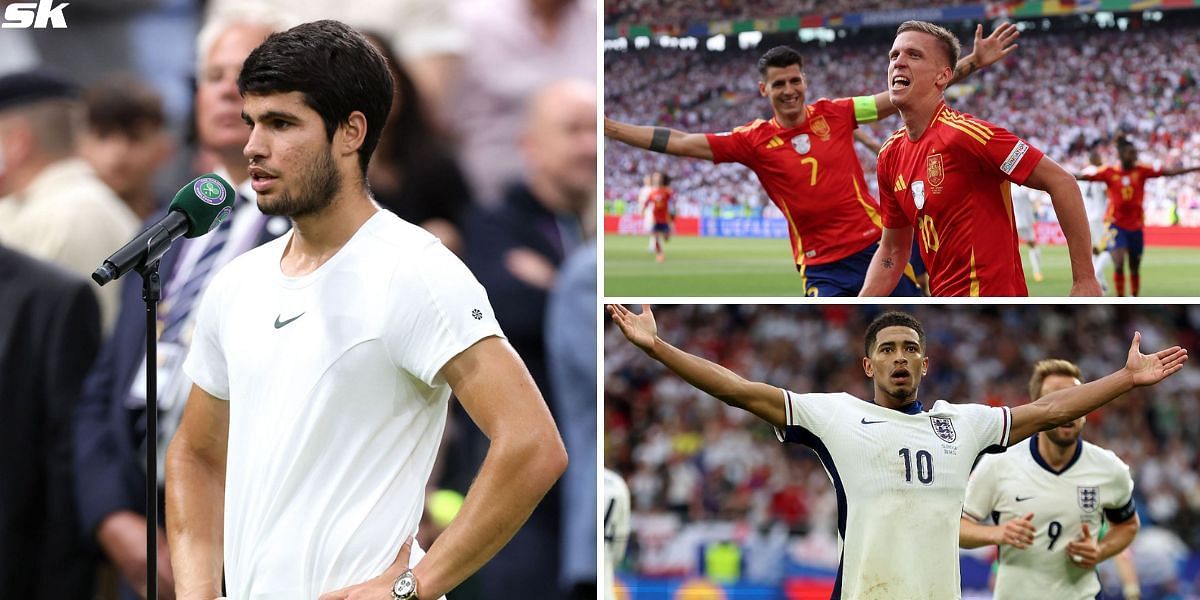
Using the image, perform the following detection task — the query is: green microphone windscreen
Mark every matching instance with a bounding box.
[170,173,237,238]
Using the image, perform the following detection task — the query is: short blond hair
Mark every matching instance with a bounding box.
[1029,359,1083,400]
[896,20,960,70]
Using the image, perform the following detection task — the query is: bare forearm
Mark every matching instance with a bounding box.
[859,235,910,296]
[1098,519,1139,563]
[648,337,760,411]
[1163,166,1200,176]
[415,433,566,598]
[959,517,1001,548]
[1047,179,1095,284]
[165,443,225,600]
[950,53,980,85]
[603,117,712,160]
[1033,369,1134,430]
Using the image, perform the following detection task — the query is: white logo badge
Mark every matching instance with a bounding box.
[791,134,810,155]
[1,0,70,29]
[912,180,926,210]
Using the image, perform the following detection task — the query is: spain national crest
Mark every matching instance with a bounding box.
[930,416,956,443]
[926,153,944,187]
[1078,486,1098,513]
[810,115,831,140]
[791,134,811,155]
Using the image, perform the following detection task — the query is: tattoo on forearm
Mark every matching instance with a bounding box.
[883,257,895,269]
[954,61,977,83]
[649,127,670,153]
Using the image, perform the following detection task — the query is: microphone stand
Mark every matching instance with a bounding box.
[137,230,168,599]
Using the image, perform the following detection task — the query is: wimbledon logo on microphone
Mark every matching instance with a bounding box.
[195,177,227,205]
[194,177,231,233]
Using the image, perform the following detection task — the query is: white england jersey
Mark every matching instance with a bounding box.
[776,391,1011,600]
[603,469,631,600]
[963,435,1136,600]
[184,210,504,598]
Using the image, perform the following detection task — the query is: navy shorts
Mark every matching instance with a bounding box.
[801,243,921,297]
[652,223,670,234]
[1111,225,1144,258]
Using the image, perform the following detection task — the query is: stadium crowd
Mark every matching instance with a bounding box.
[0,1,596,599]
[605,305,1200,593]
[605,0,976,26]
[604,23,1200,227]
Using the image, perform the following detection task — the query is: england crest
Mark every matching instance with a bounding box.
[912,180,926,210]
[930,416,956,443]
[791,134,811,155]
[1078,486,1098,513]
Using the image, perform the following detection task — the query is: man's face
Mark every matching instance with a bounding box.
[196,24,273,157]
[1119,144,1138,166]
[242,91,342,218]
[79,124,171,198]
[864,326,928,403]
[1039,374,1086,447]
[759,64,806,123]
[888,31,951,111]
[523,84,596,212]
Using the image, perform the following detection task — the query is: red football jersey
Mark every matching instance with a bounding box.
[705,98,883,267]
[644,187,673,223]
[877,102,1045,297]
[1080,164,1163,230]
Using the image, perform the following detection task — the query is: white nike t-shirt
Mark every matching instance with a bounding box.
[963,435,1136,600]
[603,469,631,600]
[775,391,1011,600]
[184,210,504,598]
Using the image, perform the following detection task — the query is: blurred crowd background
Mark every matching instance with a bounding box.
[604,8,1200,229]
[0,1,597,598]
[605,304,1200,598]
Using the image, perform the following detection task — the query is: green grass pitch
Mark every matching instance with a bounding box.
[603,234,1200,297]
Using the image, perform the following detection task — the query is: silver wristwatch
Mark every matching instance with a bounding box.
[391,570,418,600]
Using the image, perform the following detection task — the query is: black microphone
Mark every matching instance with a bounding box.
[92,173,237,286]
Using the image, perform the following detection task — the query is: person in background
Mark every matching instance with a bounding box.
[363,31,472,256]
[464,77,596,600]
[79,74,176,221]
[0,242,101,599]
[0,69,139,335]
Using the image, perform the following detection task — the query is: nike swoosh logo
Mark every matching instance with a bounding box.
[860,418,887,425]
[1015,496,1034,502]
[274,312,305,329]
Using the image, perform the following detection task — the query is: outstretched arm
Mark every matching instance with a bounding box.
[859,225,913,296]
[604,116,715,160]
[1009,332,1187,443]
[874,23,1020,120]
[1162,165,1200,177]
[607,304,785,427]
[1024,155,1102,296]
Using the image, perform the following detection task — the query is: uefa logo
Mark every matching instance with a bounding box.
[194,177,227,206]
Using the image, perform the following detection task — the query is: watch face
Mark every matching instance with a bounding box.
[393,573,416,597]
